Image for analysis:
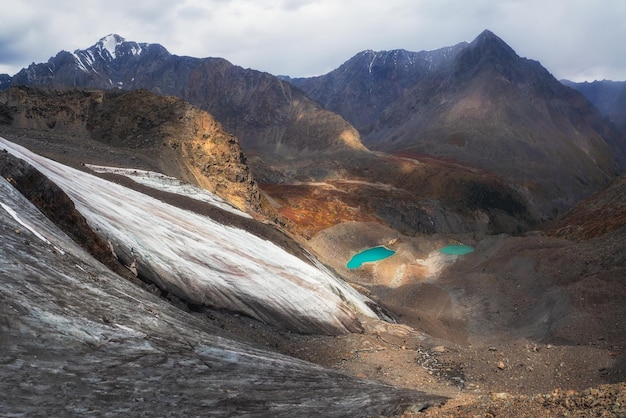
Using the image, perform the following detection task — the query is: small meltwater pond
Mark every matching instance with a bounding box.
[347,246,396,269]
[439,245,474,255]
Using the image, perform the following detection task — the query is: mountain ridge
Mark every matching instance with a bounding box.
[4,30,625,226]
[6,35,366,159]
[562,79,626,135]
[287,30,626,219]
[284,41,468,134]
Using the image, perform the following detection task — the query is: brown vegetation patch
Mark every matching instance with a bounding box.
[261,182,380,236]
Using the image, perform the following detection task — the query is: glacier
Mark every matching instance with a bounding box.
[1,137,380,335]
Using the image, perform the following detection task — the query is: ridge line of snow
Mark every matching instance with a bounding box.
[368,52,377,74]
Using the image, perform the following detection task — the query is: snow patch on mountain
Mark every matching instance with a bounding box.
[70,34,145,73]
[98,34,125,59]
[368,52,377,74]
[85,164,252,218]
[72,50,96,73]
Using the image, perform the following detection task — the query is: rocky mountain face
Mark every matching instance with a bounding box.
[0,86,266,216]
[562,79,626,134]
[289,30,626,219]
[285,43,468,135]
[0,74,10,90]
[6,34,365,158]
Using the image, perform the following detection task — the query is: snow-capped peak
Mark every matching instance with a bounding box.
[70,34,147,75]
[97,34,125,59]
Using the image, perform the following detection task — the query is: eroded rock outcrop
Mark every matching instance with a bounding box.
[0,86,265,216]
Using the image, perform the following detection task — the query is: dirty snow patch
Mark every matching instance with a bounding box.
[85,164,252,218]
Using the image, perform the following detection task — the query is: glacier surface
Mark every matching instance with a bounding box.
[1,137,378,335]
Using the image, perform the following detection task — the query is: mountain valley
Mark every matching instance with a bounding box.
[1,31,626,416]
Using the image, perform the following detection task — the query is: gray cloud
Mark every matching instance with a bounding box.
[0,0,624,81]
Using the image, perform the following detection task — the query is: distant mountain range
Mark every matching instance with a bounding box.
[562,79,626,134]
[4,34,363,158]
[1,30,625,226]
[287,30,626,216]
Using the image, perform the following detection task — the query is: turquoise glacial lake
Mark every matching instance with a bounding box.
[347,246,395,269]
[439,245,474,255]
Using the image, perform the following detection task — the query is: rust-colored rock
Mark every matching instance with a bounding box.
[0,87,267,216]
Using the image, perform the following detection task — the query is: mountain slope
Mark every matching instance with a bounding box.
[8,34,365,157]
[289,30,626,219]
[562,79,626,134]
[285,43,467,134]
[0,162,443,415]
[547,172,626,240]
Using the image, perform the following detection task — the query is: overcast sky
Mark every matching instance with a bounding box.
[1,0,624,82]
